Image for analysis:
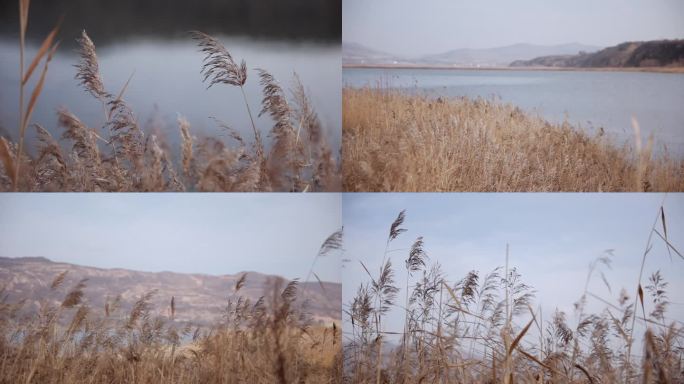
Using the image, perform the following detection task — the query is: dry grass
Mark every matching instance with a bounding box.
[342,87,684,192]
[344,208,684,384]
[0,275,341,384]
[0,230,344,384]
[0,3,339,192]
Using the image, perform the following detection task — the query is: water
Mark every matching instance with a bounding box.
[344,68,684,155]
[0,38,341,155]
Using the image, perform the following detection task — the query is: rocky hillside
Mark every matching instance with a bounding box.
[0,256,341,326]
[510,40,684,68]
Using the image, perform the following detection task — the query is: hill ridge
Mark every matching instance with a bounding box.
[510,39,684,68]
[343,41,602,66]
[0,256,341,326]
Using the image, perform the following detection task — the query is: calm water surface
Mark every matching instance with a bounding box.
[0,38,341,154]
[344,68,684,155]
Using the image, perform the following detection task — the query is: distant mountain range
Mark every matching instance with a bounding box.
[343,42,602,67]
[343,42,401,65]
[510,40,684,68]
[0,256,341,326]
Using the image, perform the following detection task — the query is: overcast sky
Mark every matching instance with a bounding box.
[0,193,342,282]
[343,0,684,56]
[342,193,684,349]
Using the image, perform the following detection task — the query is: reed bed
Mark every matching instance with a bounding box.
[0,274,341,384]
[0,230,344,384]
[344,208,684,383]
[0,1,339,192]
[342,87,684,192]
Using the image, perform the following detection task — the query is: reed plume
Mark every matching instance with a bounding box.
[179,115,193,179]
[1,1,339,192]
[343,87,684,192]
[345,207,683,384]
[258,69,304,191]
[74,30,110,101]
[191,31,263,171]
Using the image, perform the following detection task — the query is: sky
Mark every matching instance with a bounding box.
[342,193,684,348]
[343,0,684,56]
[0,193,342,283]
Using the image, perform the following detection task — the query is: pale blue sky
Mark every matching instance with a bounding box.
[0,193,342,282]
[343,0,684,55]
[342,193,684,345]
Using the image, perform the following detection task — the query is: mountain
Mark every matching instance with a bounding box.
[342,42,602,67]
[418,43,601,67]
[510,40,684,68]
[342,42,404,65]
[0,256,341,326]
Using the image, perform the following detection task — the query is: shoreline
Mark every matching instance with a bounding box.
[342,63,684,74]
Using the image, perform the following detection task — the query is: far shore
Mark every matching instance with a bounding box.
[342,63,684,74]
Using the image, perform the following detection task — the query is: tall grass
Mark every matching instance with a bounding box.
[0,274,341,383]
[0,2,339,192]
[344,208,683,383]
[0,231,344,383]
[342,87,684,192]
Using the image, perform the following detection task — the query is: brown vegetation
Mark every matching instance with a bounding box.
[0,274,341,383]
[344,208,684,383]
[0,1,339,192]
[342,87,684,192]
[0,230,344,383]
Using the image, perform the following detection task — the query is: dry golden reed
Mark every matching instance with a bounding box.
[343,87,684,192]
[0,230,344,384]
[0,275,341,384]
[345,208,683,384]
[0,3,339,192]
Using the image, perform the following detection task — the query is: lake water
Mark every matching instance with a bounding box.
[344,68,684,155]
[0,38,341,155]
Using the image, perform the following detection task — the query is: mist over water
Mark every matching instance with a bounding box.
[344,68,684,155]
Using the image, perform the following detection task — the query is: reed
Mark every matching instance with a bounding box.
[13,0,60,191]
[344,208,684,383]
[0,230,344,383]
[0,3,339,192]
[342,87,684,192]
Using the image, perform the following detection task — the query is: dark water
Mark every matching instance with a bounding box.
[0,38,341,154]
[344,68,684,155]
[0,0,341,45]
